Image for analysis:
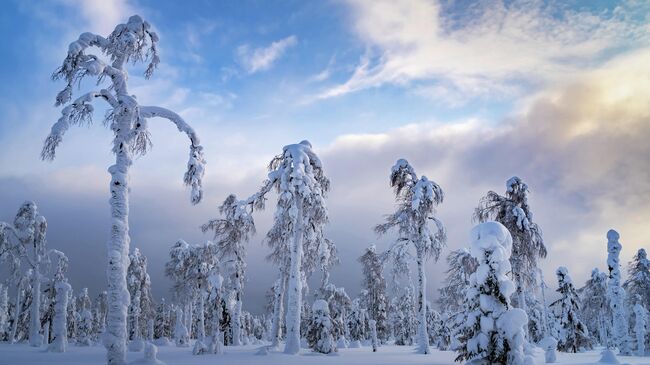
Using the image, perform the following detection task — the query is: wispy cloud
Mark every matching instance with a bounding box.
[319,0,650,101]
[236,35,298,74]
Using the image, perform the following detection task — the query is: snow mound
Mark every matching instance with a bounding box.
[130,343,166,365]
[597,349,620,364]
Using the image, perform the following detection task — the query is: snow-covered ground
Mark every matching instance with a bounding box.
[0,343,647,365]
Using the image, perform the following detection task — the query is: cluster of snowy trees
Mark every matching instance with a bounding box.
[0,13,647,365]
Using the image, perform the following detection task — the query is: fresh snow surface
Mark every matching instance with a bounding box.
[2,343,649,365]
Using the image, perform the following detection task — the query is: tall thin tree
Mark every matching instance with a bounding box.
[376,159,446,354]
[41,15,205,365]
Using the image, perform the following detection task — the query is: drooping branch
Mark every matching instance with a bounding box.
[41,90,116,161]
[140,106,206,204]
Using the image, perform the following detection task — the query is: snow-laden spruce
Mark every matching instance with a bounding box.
[202,194,256,347]
[455,221,533,365]
[633,301,647,356]
[550,267,592,352]
[579,268,611,346]
[376,159,446,354]
[475,177,546,325]
[624,249,650,312]
[308,299,336,354]
[127,248,154,351]
[606,230,632,355]
[358,244,389,343]
[41,14,205,365]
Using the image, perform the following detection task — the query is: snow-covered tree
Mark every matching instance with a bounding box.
[455,221,532,365]
[77,288,94,346]
[550,267,591,352]
[579,268,611,346]
[358,244,388,342]
[173,307,189,347]
[624,249,650,311]
[202,194,255,346]
[633,301,647,356]
[127,248,154,351]
[347,298,366,345]
[205,272,225,354]
[47,252,70,352]
[389,285,417,346]
[474,177,546,316]
[437,248,478,316]
[376,159,446,354]
[308,299,336,354]
[232,140,329,354]
[368,319,378,352]
[0,284,7,341]
[41,15,205,365]
[607,229,632,355]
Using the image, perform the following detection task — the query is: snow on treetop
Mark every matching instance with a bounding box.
[556,266,572,284]
[607,229,620,241]
[506,176,526,192]
[313,299,330,312]
[469,221,513,258]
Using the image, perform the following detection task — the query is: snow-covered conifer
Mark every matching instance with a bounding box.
[455,221,532,365]
[550,267,591,352]
[127,248,154,351]
[369,319,378,352]
[390,285,417,346]
[474,177,546,316]
[77,288,94,346]
[633,301,647,356]
[624,249,650,310]
[376,159,446,354]
[47,252,70,352]
[579,268,611,346]
[42,15,206,365]
[308,299,336,354]
[347,298,366,344]
[437,248,477,315]
[202,194,255,346]
[358,245,388,342]
[173,307,189,347]
[607,229,632,355]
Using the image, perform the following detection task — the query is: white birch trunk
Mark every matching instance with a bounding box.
[416,253,429,354]
[284,200,304,354]
[270,274,286,347]
[29,268,42,347]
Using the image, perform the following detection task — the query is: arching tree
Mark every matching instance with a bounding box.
[376,159,446,354]
[41,14,205,365]
[474,177,546,316]
[607,230,632,355]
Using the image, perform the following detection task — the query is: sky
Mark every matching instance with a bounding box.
[0,0,649,314]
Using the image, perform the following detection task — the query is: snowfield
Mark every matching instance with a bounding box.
[0,343,648,365]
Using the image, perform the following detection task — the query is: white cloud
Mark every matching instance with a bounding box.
[236,35,298,74]
[320,0,649,101]
[59,0,135,34]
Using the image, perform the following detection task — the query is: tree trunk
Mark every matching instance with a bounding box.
[232,296,242,346]
[284,200,304,355]
[29,268,42,347]
[270,273,286,347]
[10,282,23,343]
[105,104,134,364]
[416,253,429,354]
[197,291,205,342]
